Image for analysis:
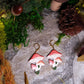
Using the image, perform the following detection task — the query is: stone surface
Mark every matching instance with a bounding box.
[6,9,84,84]
[73,56,84,84]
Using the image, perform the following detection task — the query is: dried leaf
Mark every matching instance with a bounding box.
[0,49,15,84]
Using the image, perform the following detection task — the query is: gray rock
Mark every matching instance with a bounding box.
[6,10,84,84]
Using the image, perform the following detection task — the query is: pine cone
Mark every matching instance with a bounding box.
[58,5,84,36]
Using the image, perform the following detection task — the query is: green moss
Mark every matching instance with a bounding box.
[55,33,65,46]
[0,21,6,52]
[1,14,29,47]
[0,0,51,48]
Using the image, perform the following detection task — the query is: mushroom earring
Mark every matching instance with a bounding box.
[47,40,62,70]
[28,43,45,74]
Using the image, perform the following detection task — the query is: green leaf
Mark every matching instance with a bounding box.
[24,39,30,47]
[55,33,65,46]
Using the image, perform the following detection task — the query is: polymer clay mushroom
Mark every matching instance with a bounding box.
[28,43,45,74]
[35,60,45,74]
[47,40,62,70]
[54,57,62,67]
[11,0,30,16]
[48,54,62,70]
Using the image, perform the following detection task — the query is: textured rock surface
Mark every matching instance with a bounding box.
[5,9,84,84]
[73,56,84,84]
[73,31,84,84]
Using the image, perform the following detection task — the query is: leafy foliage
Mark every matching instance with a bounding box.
[0,21,6,52]
[0,0,51,48]
[1,10,44,47]
[19,0,51,13]
[55,33,65,46]
[1,14,29,47]
[29,9,44,30]
[67,0,79,5]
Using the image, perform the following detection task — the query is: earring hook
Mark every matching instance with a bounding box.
[49,40,55,49]
[34,43,40,53]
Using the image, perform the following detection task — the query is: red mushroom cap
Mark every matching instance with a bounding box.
[49,50,62,56]
[47,50,62,59]
[29,53,44,63]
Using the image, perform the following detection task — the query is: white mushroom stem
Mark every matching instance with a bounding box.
[35,65,41,71]
[52,63,56,68]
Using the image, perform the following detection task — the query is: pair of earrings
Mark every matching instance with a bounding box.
[28,40,62,74]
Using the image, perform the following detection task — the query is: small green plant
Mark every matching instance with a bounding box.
[1,14,29,47]
[55,33,65,46]
[29,9,44,31]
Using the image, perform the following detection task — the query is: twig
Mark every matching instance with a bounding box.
[14,16,16,21]
[59,77,65,84]
[24,72,29,84]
